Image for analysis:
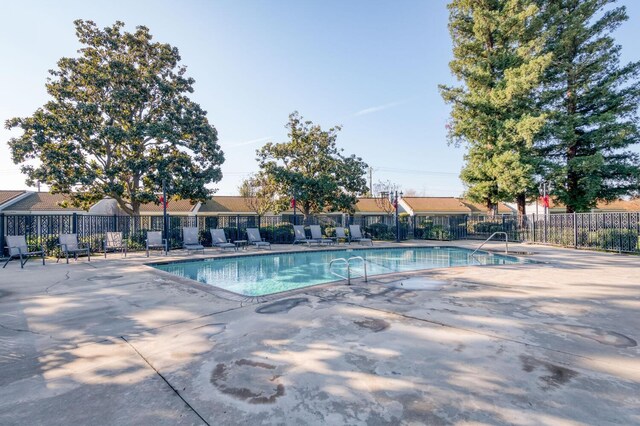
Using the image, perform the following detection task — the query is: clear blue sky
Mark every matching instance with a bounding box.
[1,0,639,196]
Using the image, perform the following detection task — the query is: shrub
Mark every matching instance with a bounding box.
[585,229,640,251]
[364,223,395,240]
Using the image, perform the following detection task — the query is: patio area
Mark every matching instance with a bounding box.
[0,241,639,425]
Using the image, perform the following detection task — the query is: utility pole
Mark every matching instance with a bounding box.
[368,167,373,196]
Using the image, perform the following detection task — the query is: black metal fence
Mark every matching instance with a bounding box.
[2,211,639,256]
[0,212,404,255]
[524,212,640,253]
[410,211,640,254]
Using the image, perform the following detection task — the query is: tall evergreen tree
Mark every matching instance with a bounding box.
[441,0,551,214]
[537,0,640,212]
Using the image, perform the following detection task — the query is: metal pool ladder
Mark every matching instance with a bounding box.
[329,256,368,285]
[470,231,509,257]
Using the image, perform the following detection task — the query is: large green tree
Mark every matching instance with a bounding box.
[537,0,640,212]
[6,20,224,215]
[441,0,551,214]
[255,112,369,222]
[238,173,277,217]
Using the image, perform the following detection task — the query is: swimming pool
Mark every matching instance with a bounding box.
[152,246,529,297]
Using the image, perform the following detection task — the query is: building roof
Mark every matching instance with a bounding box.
[138,198,198,213]
[595,199,640,212]
[401,197,471,214]
[354,198,393,214]
[0,190,25,206]
[461,200,514,214]
[533,198,640,212]
[199,196,257,213]
[6,192,86,212]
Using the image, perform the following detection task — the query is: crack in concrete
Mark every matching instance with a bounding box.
[121,336,210,426]
[45,271,70,294]
[0,322,65,342]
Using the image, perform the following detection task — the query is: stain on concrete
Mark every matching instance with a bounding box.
[345,353,377,373]
[211,359,285,404]
[255,297,309,314]
[235,359,276,370]
[354,287,417,305]
[388,278,446,291]
[548,324,637,348]
[541,364,577,388]
[354,318,390,332]
[520,355,578,390]
[87,275,123,281]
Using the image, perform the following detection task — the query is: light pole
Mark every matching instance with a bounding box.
[162,178,169,252]
[292,192,297,225]
[394,191,403,242]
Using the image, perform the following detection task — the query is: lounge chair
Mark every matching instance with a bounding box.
[3,235,45,269]
[348,225,373,246]
[334,227,349,244]
[247,228,271,249]
[183,227,205,254]
[146,231,168,257]
[57,233,91,264]
[310,225,334,245]
[293,225,313,245]
[103,231,127,258]
[210,229,237,251]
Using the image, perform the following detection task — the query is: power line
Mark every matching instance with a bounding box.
[373,166,459,176]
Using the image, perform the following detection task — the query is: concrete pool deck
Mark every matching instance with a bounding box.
[0,241,638,425]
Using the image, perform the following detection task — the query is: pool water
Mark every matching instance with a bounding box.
[152,247,528,296]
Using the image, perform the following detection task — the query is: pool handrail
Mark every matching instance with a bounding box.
[329,256,368,285]
[470,232,509,257]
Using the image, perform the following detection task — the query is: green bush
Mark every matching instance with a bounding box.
[473,221,503,233]
[261,224,294,243]
[364,223,395,240]
[585,229,640,250]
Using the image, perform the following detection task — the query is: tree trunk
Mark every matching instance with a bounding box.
[303,203,311,225]
[516,192,526,215]
[485,199,494,217]
[565,38,578,214]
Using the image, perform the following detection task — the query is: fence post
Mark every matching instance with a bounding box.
[0,213,4,256]
[166,214,171,252]
[532,214,536,243]
[72,213,78,234]
[236,214,240,240]
[573,212,578,248]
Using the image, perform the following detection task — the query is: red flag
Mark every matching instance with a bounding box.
[540,195,550,208]
[159,196,169,207]
[290,198,296,209]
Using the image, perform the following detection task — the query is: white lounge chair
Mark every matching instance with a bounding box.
[146,231,168,257]
[348,225,373,246]
[310,225,334,245]
[3,235,45,269]
[210,229,237,251]
[57,233,91,263]
[183,227,205,254]
[103,231,127,258]
[247,228,271,249]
